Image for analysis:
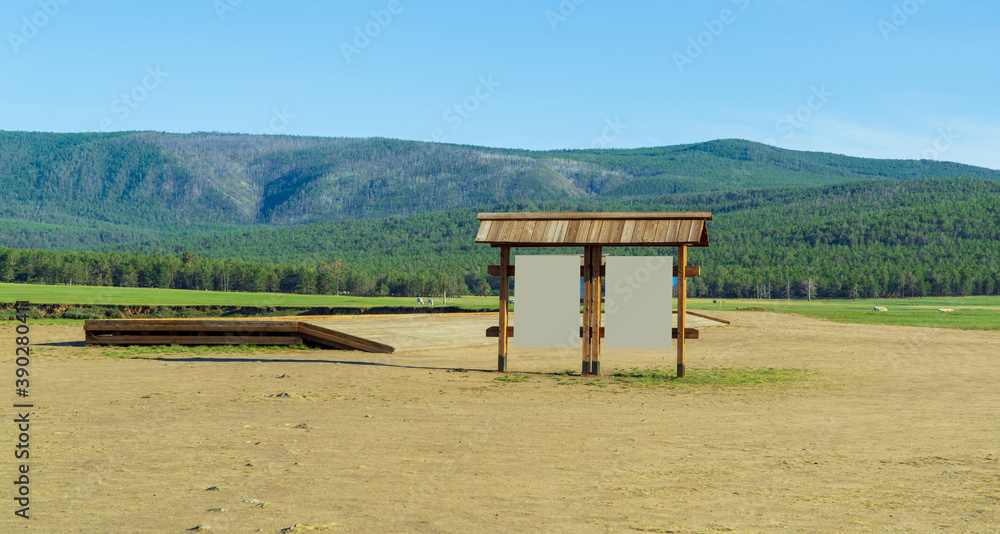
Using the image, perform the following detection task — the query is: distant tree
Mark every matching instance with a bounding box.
[801,278,817,301]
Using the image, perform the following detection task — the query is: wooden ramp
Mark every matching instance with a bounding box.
[297,322,394,353]
[84,319,394,354]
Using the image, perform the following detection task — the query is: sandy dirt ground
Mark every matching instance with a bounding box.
[2,311,999,533]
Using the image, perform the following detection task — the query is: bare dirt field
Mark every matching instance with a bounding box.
[2,311,999,533]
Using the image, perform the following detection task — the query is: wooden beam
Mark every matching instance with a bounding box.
[676,328,699,340]
[487,264,700,278]
[497,246,510,371]
[678,265,700,277]
[85,320,300,332]
[487,264,514,277]
[85,334,303,346]
[673,310,731,325]
[486,326,698,340]
[478,212,713,221]
[297,323,395,354]
[677,245,688,378]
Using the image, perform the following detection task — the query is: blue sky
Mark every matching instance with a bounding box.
[2,0,998,168]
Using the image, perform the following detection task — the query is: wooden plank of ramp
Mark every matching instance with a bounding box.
[673,310,731,325]
[85,320,300,332]
[86,334,303,346]
[296,322,395,354]
[83,319,396,354]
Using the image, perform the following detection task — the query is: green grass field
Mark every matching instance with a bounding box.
[691,296,1000,331]
[0,282,495,309]
[2,282,999,331]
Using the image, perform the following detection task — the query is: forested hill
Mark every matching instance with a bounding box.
[2,131,997,234]
[16,177,986,300]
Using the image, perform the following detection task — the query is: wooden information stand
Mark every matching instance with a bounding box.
[476,212,711,376]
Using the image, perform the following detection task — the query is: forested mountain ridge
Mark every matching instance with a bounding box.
[5,177,996,299]
[533,140,1000,196]
[4,131,998,300]
[2,131,997,237]
[0,131,591,228]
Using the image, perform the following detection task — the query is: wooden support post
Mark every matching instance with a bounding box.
[582,248,592,375]
[582,246,602,375]
[677,245,688,378]
[498,246,510,372]
[590,246,602,375]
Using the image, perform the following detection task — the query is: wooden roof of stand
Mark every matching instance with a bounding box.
[475,212,712,247]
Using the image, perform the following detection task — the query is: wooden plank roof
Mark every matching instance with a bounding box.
[475,212,711,247]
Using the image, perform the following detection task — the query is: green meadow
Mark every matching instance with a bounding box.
[0,282,494,309]
[2,282,999,331]
[691,296,1000,331]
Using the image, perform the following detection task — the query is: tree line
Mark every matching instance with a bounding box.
[3,177,999,300]
[0,248,473,298]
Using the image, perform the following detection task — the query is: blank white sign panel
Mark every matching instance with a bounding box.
[513,255,581,348]
[604,256,673,349]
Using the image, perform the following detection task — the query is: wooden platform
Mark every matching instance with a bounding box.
[84,319,394,354]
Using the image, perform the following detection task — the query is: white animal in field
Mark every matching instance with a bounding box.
[874,306,888,312]
[428,298,434,306]
[938,308,954,313]
[508,297,514,305]
[417,297,423,305]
